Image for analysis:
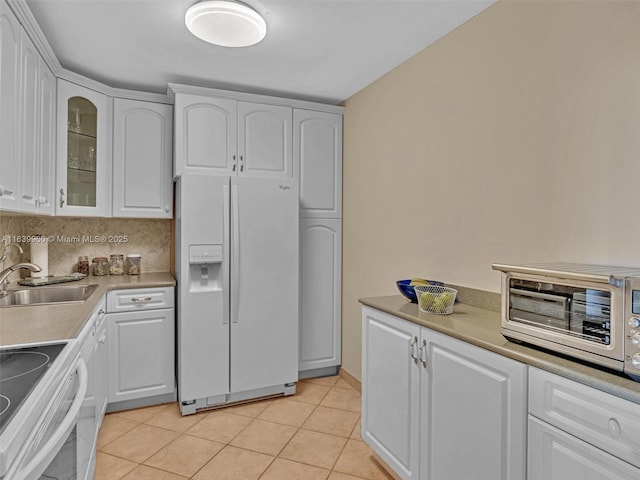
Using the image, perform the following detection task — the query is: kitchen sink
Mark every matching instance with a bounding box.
[0,284,99,307]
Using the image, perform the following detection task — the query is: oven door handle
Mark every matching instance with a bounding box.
[15,358,88,480]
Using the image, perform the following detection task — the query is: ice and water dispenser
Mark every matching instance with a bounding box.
[188,244,223,292]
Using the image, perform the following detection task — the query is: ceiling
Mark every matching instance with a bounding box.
[25,0,496,105]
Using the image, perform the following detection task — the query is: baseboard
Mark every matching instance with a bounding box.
[298,365,340,379]
[372,451,402,480]
[106,392,177,413]
[339,366,361,393]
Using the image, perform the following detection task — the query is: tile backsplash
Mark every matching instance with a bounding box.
[1,215,171,275]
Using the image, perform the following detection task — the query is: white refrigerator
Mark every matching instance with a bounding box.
[176,173,299,415]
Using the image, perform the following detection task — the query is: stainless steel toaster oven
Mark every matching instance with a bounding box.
[493,262,640,381]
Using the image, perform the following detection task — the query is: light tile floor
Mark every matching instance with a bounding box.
[95,375,393,480]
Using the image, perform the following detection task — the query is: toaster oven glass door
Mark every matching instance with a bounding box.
[508,279,611,345]
[632,290,640,314]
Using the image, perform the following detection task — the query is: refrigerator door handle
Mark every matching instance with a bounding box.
[223,184,230,325]
[231,184,240,324]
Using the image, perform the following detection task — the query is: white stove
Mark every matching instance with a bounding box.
[0,344,66,436]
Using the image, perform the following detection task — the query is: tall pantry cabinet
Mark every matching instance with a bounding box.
[170,84,344,377]
[296,109,343,376]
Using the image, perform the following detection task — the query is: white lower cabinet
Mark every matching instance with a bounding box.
[106,287,175,408]
[528,367,640,479]
[528,416,640,480]
[362,306,527,480]
[299,218,342,374]
[94,305,108,420]
[362,308,421,479]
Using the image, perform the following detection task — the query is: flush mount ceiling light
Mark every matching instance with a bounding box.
[185,0,267,47]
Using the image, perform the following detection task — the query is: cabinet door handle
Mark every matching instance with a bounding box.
[419,339,427,368]
[240,155,244,172]
[59,188,65,208]
[164,205,170,213]
[409,336,418,364]
[232,154,237,172]
[131,297,152,303]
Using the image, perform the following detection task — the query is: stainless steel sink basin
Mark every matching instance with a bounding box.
[0,284,99,307]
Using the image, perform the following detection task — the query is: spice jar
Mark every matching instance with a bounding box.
[126,254,141,275]
[92,257,109,276]
[109,254,124,275]
[77,256,89,275]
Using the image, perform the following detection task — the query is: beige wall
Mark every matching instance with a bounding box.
[342,0,640,380]
[0,215,171,275]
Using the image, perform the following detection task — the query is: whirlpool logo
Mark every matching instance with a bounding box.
[278,185,291,191]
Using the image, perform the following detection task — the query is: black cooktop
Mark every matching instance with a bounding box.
[0,343,66,435]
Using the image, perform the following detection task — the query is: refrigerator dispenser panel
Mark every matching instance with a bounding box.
[189,244,223,292]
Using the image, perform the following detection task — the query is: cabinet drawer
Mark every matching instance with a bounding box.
[106,287,174,313]
[528,416,640,480]
[529,367,640,468]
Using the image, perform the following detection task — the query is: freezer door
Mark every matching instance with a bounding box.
[230,176,299,392]
[176,173,230,403]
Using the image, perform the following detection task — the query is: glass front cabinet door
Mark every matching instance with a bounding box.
[56,79,110,216]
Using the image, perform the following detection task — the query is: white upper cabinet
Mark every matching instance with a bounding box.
[238,101,292,178]
[19,30,55,214]
[174,93,236,176]
[18,28,38,212]
[295,109,342,218]
[37,57,56,215]
[0,2,55,215]
[56,79,111,216]
[0,2,22,211]
[112,98,173,218]
[173,90,293,178]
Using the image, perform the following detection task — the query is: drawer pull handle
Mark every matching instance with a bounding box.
[608,418,622,439]
[131,297,152,303]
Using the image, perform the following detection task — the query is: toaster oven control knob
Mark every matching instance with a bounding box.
[632,353,640,369]
[632,333,640,347]
[629,317,640,328]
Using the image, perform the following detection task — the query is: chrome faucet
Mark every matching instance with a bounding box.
[0,262,42,296]
[0,242,24,265]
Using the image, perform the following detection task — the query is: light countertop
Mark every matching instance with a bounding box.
[360,295,640,405]
[0,272,175,347]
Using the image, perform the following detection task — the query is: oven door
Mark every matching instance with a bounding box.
[502,274,625,370]
[7,357,87,480]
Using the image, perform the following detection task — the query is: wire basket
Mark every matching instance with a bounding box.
[413,285,458,315]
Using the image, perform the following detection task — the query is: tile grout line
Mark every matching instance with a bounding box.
[256,392,323,478]
[253,381,338,479]
[97,378,360,479]
[186,394,308,480]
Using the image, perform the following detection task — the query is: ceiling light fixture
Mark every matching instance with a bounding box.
[185,0,267,48]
